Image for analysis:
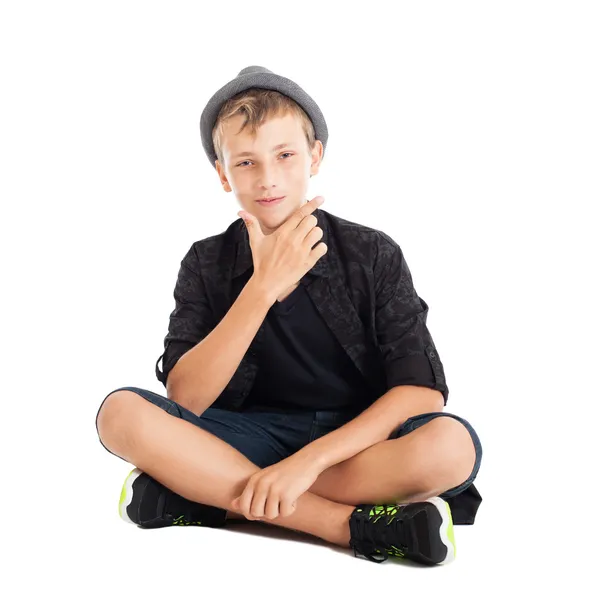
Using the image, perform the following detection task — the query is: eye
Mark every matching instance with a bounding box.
[236,153,294,168]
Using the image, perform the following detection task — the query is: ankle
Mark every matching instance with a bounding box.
[335,506,355,548]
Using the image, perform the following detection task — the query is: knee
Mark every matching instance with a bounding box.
[429,416,477,484]
[96,390,142,455]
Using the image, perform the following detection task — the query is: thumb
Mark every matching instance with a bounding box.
[238,211,262,240]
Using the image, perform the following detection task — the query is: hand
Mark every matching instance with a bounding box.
[231,452,323,521]
[237,196,328,301]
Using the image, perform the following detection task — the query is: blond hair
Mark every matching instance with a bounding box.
[212,88,317,166]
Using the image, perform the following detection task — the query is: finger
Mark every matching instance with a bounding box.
[308,241,328,265]
[279,195,324,235]
[238,484,256,520]
[279,496,297,518]
[250,485,269,519]
[295,213,320,241]
[264,492,281,520]
[299,220,325,250]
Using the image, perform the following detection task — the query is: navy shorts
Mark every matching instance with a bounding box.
[95,386,482,503]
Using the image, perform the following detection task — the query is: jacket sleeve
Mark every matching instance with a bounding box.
[155,242,216,389]
[373,233,449,405]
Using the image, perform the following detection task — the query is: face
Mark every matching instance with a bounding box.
[215,112,323,236]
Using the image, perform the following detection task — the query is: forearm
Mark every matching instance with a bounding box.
[298,385,445,471]
[168,275,275,415]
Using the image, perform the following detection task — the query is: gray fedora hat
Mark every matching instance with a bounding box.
[199,65,328,169]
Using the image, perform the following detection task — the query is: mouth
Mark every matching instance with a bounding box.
[256,196,285,206]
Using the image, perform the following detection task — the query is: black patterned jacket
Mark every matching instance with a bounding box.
[155,207,449,410]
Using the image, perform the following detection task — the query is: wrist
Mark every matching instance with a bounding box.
[296,444,330,472]
[247,275,277,307]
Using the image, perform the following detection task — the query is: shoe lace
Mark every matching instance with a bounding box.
[351,505,410,563]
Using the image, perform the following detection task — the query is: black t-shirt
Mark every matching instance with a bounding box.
[244,273,377,412]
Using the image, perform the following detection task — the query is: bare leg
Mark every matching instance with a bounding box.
[97,391,354,547]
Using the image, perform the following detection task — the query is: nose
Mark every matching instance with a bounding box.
[256,163,279,191]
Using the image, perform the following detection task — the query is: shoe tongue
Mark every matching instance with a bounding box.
[370,505,410,555]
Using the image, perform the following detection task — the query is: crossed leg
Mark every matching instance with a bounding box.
[230,415,477,522]
[98,392,476,548]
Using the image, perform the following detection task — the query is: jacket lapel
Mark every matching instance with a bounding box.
[304,266,382,392]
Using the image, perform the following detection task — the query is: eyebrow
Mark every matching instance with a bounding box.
[232,143,293,159]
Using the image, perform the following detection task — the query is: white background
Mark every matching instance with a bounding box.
[1,1,598,597]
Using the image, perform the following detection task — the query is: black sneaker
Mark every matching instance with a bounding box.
[349,496,456,565]
[118,468,228,529]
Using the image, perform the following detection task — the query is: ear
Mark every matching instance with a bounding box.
[215,160,232,192]
[309,139,323,177]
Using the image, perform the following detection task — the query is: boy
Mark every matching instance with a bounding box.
[95,66,483,566]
